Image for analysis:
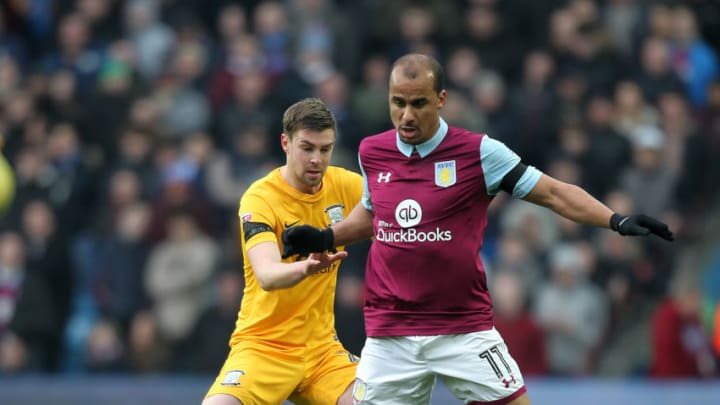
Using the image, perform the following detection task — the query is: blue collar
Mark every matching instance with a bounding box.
[396,118,448,158]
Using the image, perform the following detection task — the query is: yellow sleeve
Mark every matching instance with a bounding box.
[351,170,364,205]
[343,169,364,209]
[238,191,278,251]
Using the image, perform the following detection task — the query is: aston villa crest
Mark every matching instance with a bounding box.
[325,204,345,225]
[434,160,456,187]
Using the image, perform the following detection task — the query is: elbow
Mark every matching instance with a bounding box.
[257,273,297,291]
[258,278,279,291]
[364,223,375,239]
[255,274,278,291]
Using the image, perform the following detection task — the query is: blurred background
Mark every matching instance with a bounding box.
[0,0,719,404]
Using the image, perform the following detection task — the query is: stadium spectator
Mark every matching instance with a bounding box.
[127,309,170,373]
[619,125,676,219]
[351,54,393,136]
[313,71,361,161]
[45,122,99,232]
[145,148,216,243]
[492,233,545,294]
[123,0,175,82]
[215,68,274,149]
[667,5,719,108]
[252,1,292,80]
[144,211,218,358]
[602,0,644,58]
[492,271,548,376]
[445,46,483,97]
[42,13,104,94]
[205,125,279,236]
[20,199,73,371]
[207,34,266,112]
[110,127,158,197]
[183,268,243,373]
[95,202,152,335]
[1,231,57,372]
[612,79,660,139]
[634,36,685,105]
[582,93,632,198]
[83,55,140,164]
[84,319,125,372]
[535,243,609,375]
[0,148,52,231]
[463,3,522,79]
[650,275,716,378]
[510,49,559,170]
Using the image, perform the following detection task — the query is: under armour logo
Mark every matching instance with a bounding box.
[502,375,516,388]
[377,172,391,183]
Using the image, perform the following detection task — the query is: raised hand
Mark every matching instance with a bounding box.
[301,251,349,276]
[281,225,335,258]
[610,213,674,241]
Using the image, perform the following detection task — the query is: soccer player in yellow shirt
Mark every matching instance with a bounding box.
[203,98,363,405]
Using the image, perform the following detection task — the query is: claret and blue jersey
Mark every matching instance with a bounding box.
[357,118,542,337]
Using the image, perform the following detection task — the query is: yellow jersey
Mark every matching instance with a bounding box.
[231,166,363,352]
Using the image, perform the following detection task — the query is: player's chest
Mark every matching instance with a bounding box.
[367,158,484,211]
[279,197,348,230]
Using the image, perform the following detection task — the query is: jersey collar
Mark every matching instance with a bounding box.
[396,118,448,158]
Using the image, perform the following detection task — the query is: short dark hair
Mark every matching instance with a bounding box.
[391,54,445,94]
[282,98,336,139]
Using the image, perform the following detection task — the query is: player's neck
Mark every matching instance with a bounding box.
[280,165,322,195]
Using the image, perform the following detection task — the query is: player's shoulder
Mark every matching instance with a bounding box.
[242,167,281,198]
[448,125,486,140]
[358,129,398,160]
[323,167,363,204]
[325,166,362,184]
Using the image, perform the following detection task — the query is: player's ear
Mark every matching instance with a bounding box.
[281,133,289,153]
[437,89,447,109]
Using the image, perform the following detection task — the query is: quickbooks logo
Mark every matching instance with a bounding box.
[376,199,452,243]
[376,227,452,242]
[395,199,422,227]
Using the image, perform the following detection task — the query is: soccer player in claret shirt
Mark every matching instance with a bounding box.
[282,54,674,405]
[203,98,363,405]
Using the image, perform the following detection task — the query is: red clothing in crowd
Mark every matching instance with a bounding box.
[650,298,709,377]
[494,313,548,376]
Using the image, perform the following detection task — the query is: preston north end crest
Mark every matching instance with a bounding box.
[221,370,245,386]
[434,160,456,187]
[325,204,345,225]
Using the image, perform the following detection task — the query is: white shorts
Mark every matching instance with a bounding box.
[352,328,526,404]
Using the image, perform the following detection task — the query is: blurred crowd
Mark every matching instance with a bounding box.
[0,0,719,380]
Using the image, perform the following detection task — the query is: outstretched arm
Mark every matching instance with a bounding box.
[522,174,673,240]
[249,241,348,290]
[522,175,613,227]
[281,202,375,258]
[331,202,374,246]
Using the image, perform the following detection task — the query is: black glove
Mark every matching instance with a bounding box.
[610,213,674,241]
[281,225,335,258]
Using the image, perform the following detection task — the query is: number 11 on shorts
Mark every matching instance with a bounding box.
[479,346,516,387]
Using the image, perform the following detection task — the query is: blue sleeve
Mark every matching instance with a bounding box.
[480,136,542,198]
[359,154,373,211]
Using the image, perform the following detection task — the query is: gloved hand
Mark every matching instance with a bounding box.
[281,225,335,258]
[610,213,674,241]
